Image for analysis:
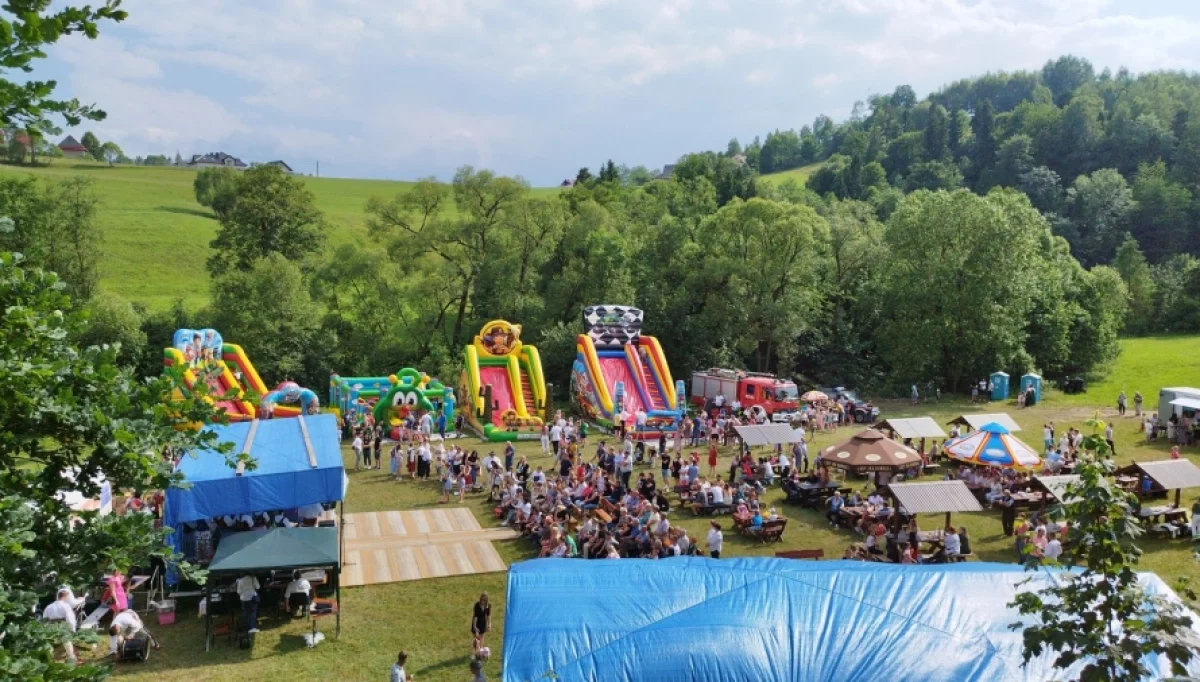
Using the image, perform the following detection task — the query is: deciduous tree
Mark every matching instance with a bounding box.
[0,1,127,143]
[1112,235,1157,334]
[923,104,949,160]
[1063,168,1134,266]
[0,251,235,682]
[694,198,829,372]
[876,189,1046,389]
[192,166,241,219]
[1011,427,1198,681]
[1040,54,1095,106]
[98,140,121,166]
[211,253,331,383]
[206,165,326,276]
[79,131,101,159]
[0,175,102,300]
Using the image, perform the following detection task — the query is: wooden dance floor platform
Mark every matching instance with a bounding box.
[340,508,517,587]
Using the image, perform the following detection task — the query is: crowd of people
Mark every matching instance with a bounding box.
[352,396,1200,681]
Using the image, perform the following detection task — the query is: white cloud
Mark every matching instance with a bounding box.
[394,0,482,33]
[57,37,161,80]
[39,0,1200,183]
[812,72,842,88]
[72,76,249,149]
[746,69,773,84]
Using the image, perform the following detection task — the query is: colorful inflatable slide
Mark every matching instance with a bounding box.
[460,320,547,441]
[571,305,683,439]
[163,328,319,421]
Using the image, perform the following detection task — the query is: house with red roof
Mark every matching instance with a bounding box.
[58,135,89,158]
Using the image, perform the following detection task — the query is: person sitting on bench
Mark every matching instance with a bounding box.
[283,570,312,616]
[744,510,765,538]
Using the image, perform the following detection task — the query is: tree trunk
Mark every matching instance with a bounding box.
[450,276,473,348]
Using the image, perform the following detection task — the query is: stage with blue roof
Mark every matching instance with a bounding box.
[164,413,347,572]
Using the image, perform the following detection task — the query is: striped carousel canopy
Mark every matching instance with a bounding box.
[944,422,1041,470]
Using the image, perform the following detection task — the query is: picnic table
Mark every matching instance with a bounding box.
[840,506,894,526]
[1138,505,1186,525]
[787,482,845,509]
[1116,475,1139,491]
[916,529,947,555]
[1009,491,1042,508]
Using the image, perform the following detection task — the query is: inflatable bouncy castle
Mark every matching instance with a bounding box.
[329,374,392,422]
[571,305,683,439]
[460,320,547,441]
[163,329,319,421]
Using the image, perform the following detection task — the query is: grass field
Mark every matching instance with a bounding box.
[0,159,824,312]
[758,162,823,186]
[1055,336,1200,410]
[0,160,556,311]
[103,338,1200,682]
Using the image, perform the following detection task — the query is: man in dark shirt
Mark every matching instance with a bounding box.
[998,492,1016,536]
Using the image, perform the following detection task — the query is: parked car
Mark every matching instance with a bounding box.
[818,386,880,424]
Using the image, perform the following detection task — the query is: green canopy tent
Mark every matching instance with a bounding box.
[204,527,341,650]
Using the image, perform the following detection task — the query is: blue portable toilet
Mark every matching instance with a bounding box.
[1020,373,1042,405]
[989,372,1009,401]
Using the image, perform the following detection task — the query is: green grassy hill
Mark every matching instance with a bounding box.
[1054,335,1200,410]
[0,159,820,310]
[0,160,557,310]
[758,161,823,186]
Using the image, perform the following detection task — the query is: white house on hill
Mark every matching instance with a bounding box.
[187,152,247,170]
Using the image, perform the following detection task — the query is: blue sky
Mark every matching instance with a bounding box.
[40,0,1200,185]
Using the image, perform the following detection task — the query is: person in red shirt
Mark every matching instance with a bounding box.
[707,442,719,477]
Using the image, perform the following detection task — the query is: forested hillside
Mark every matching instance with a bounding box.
[724,56,1200,337]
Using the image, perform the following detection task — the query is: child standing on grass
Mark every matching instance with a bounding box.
[441,470,456,504]
[471,593,491,655]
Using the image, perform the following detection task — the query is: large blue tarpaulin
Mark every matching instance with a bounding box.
[165,414,345,529]
[503,558,1199,682]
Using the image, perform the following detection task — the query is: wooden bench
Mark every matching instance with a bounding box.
[600,498,618,516]
[732,513,753,532]
[747,518,787,544]
[690,503,731,517]
[775,548,824,560]
[80,605,110,631]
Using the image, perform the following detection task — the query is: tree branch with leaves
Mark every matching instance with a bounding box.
[1010,415,1200,680]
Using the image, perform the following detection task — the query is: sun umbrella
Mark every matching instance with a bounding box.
[943,422,1040,469]
[800,390,829,403]
[819,428,922,474]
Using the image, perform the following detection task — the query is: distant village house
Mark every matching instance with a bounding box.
[58,135,89,158]
[187,152,248,170]
[263,160,294,173]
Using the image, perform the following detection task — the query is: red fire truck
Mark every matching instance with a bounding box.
[689,368,800,422]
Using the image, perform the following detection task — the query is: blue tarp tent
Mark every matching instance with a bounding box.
[165,414,345,533]
[503,558,1199,682]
